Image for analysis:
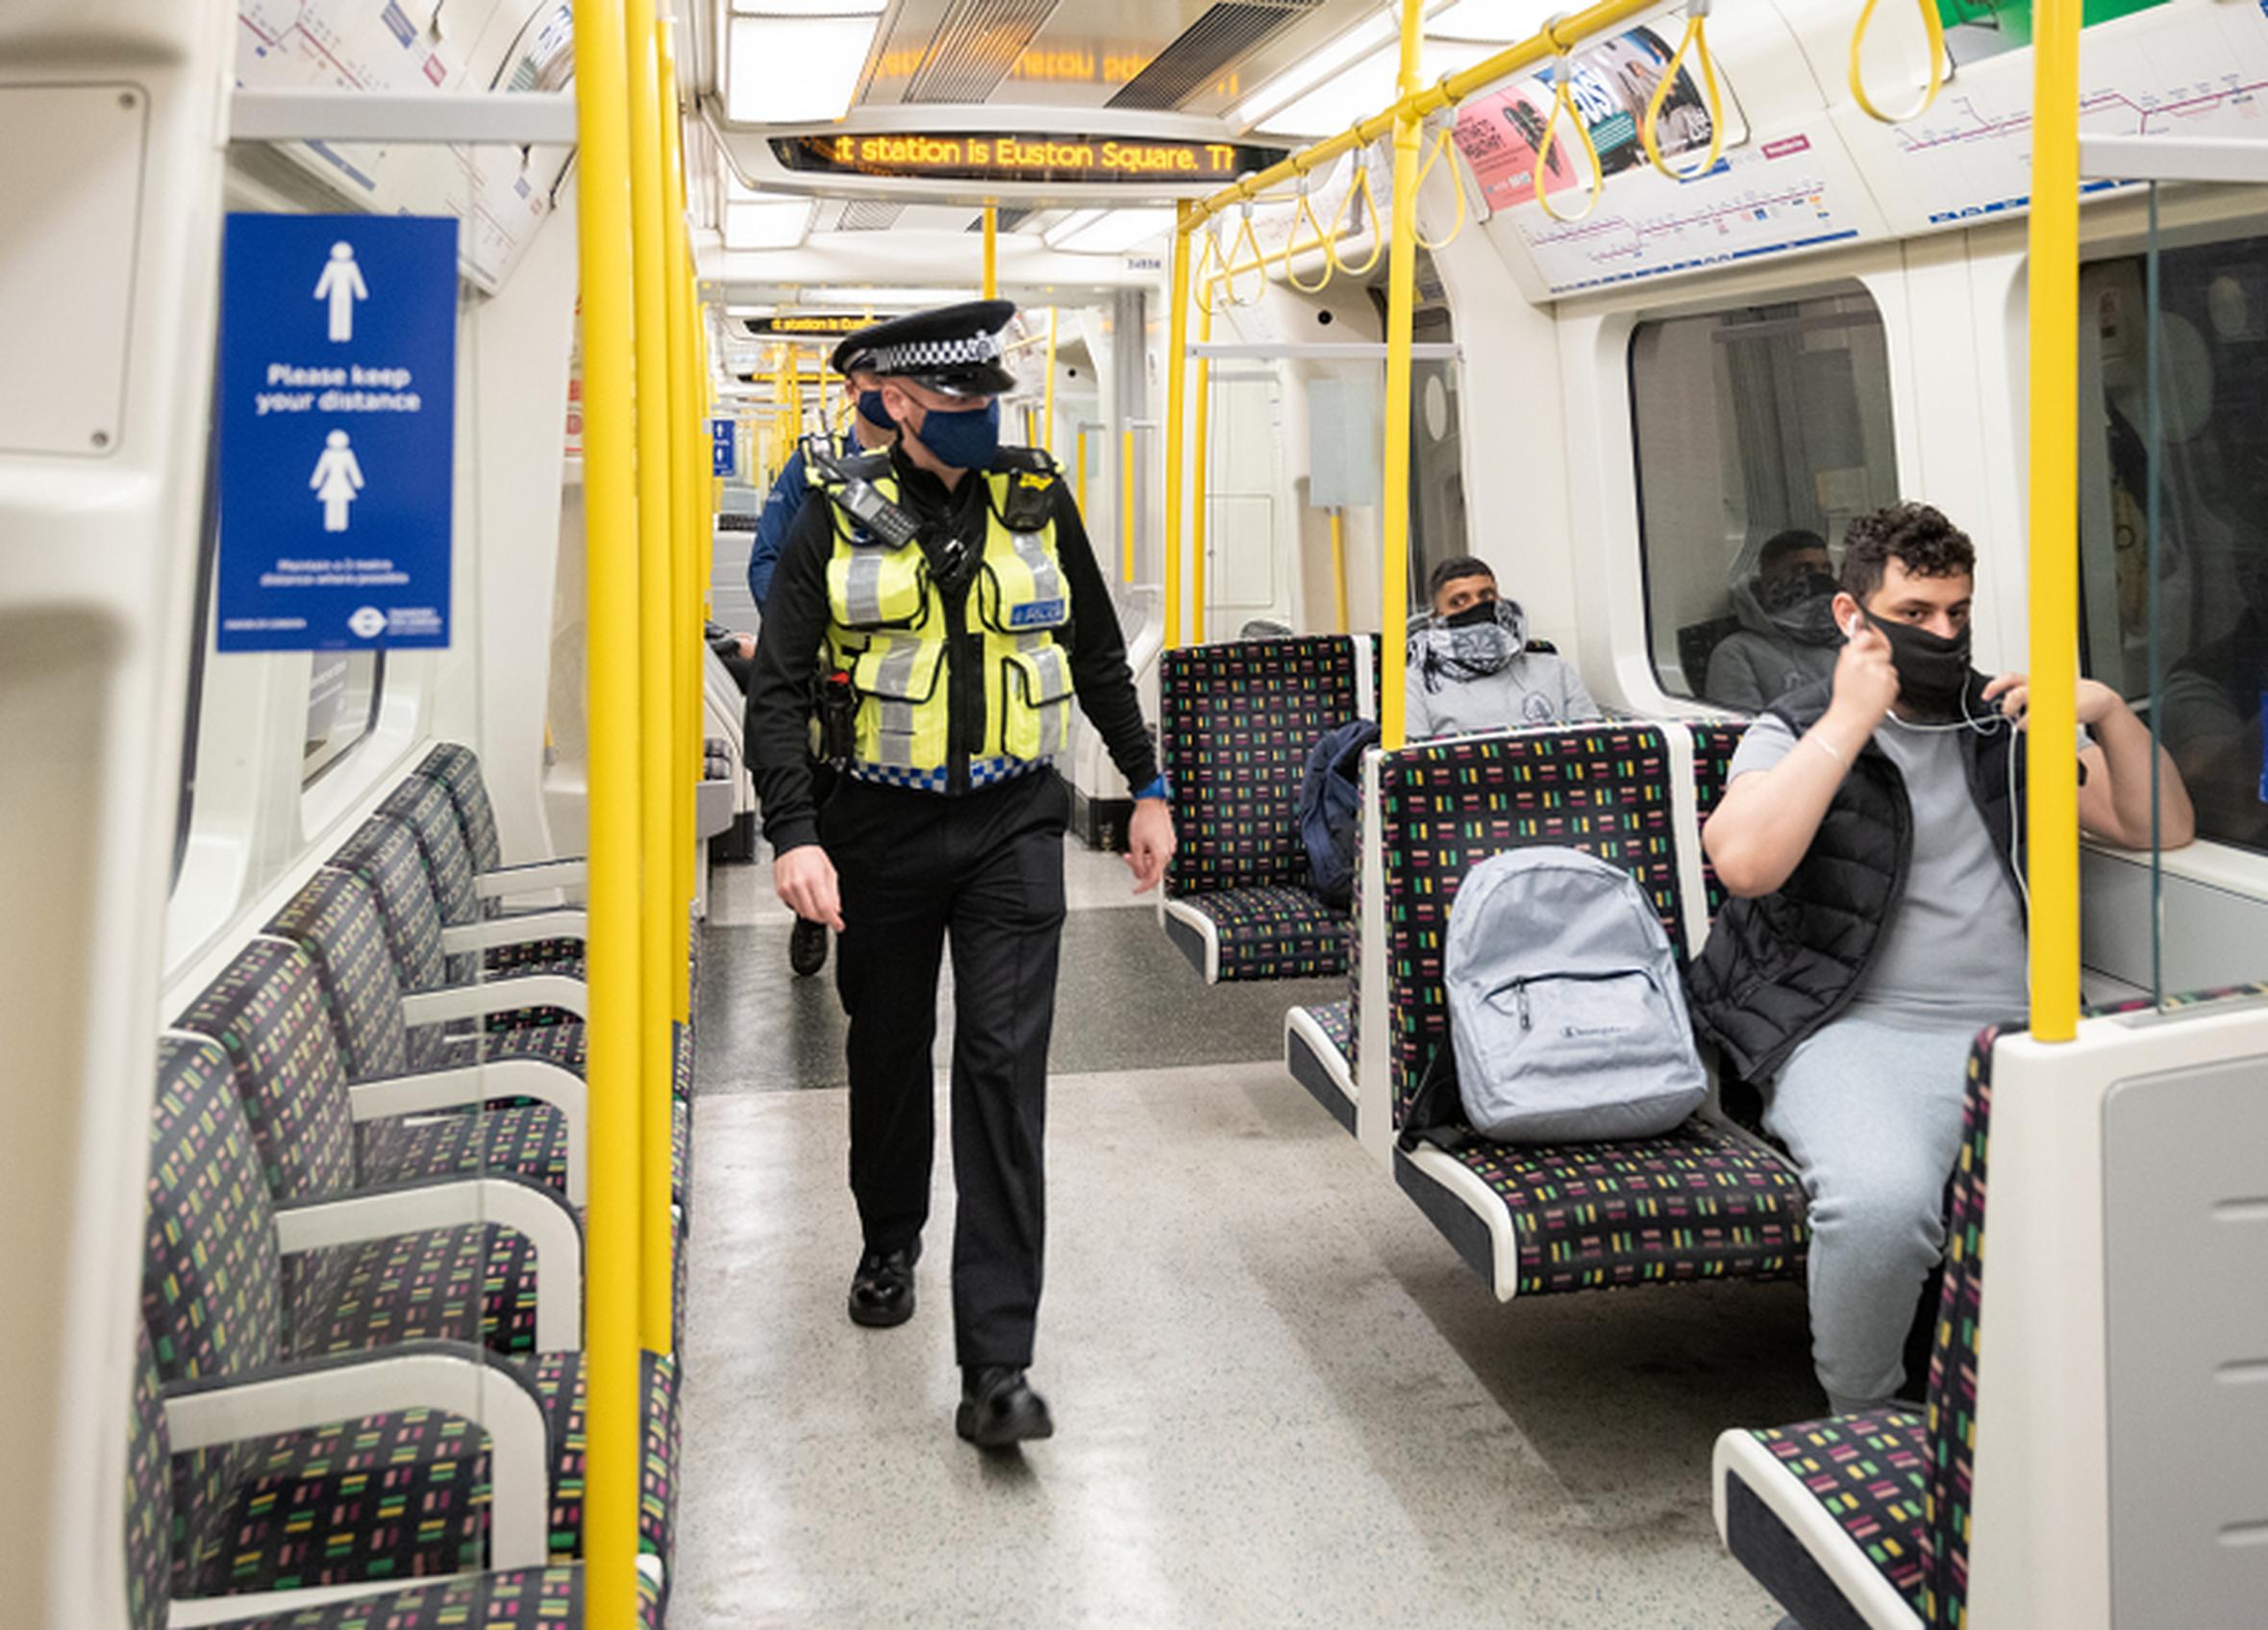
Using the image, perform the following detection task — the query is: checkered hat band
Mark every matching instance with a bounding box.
[870,334,1002,373]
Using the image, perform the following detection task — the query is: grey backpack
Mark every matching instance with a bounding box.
[1443,847,1707,1144]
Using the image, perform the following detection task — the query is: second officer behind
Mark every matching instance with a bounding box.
[745,300,1176,1450]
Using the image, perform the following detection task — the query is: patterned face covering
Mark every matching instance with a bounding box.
[1414,599,1526,691]
[1757,570,1844,646]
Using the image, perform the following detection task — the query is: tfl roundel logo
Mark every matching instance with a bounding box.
[349,606,388,639]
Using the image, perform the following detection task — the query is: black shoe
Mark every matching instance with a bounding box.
[847,1246,916,1328]
[788,917,829,977]
[955,1367,1054,1448]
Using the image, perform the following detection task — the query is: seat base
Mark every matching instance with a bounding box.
[1284,1003,1356,1135]
[1160,884,1349,985]
[1713,1412,1930,1630]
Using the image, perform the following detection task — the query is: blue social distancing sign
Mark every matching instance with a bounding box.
[216,213,458,650]
[711,416,735,477]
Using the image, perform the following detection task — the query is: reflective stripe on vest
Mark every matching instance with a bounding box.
[822,467,1072,783]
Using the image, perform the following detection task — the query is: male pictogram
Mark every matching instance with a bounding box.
[314,241,368,342]
[311,429,364,533]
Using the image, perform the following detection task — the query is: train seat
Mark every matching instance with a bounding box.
[1377,725,1811,1301]
[125,1324,668,1630]
[412,740,592,910]
[1284,997,1357,1133]
[381,774,586,984]
[1711,1030,2003,1630]
[1159,635,1375,983]
[141,1036,680,1601]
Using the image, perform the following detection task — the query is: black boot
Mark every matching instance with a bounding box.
[847,1245,916,1328]
[956,1367,1054,1449]
[788,916,829,977]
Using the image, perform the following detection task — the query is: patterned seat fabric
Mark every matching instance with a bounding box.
[1689,718,1749,929]
[1306,998,1354,1060]
[1381,727,1807,1292]
[127,1328,169,1630]
[1160,636,1365,980]
[1741,1410,1932,1611]
[1173,883,1350,982]
[212,1567,661,1630]
[1432,1118,1808,1295]
[382,773,487,932]
[142,1036,679,1598]
[358,1104,573,1206]
[414,741,505,877]
[1920,1031,1997,1629]
[287,1221,544,1359]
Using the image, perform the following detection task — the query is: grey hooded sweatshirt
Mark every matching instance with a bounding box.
[1702,577,1842,714]
[1405,600,1602,740]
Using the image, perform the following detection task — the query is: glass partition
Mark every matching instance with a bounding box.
[1630,289,1898,708]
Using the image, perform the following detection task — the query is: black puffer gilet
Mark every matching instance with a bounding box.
[1687,674,2026,1083]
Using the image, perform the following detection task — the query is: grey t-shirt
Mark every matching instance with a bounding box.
[1406,652,1602,740]
[1728,714,2031,1027]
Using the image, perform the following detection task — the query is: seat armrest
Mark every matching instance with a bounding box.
[401,975,586,1026]
[475,858,587,900]
[162,1342,551,1570]
[273,1175,584,1352]
[439,911,587,954]
[348,1062,587,1207]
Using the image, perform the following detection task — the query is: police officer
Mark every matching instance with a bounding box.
[748,389,897,979]
[744,301,1176,1448]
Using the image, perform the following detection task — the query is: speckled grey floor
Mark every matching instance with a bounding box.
[671,1042,1818,1626]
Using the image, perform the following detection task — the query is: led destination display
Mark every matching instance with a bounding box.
[772,132,1286,186]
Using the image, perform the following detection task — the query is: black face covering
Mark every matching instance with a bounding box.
[1444,599,1500,629]
[1864,608,1973,718]
[1757,568,1839,615]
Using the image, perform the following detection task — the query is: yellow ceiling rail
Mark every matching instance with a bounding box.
[1190,292,1214,644]
[2026,0,2081,1041]
[1640,1,1726,182]
[1327,144,1386,276]
[624,0,678,1356]
[1849,0,1946,123]
[567,0,642,1620]
[1186,0,1660,227]
[1165,205,1192,649]
[982,205,999,297]
[1533,32,1605,222]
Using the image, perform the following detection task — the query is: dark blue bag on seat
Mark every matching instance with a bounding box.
[1299,717,1380,910]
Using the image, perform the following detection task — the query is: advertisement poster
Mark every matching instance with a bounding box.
[1453,25,1747,211]
[1938,0,2174,66]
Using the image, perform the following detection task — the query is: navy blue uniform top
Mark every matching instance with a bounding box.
[748,439,841,612]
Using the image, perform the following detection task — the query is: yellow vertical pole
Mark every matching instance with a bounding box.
[568,0,640,1618]
[1190,296,1214,644]
[1075,428,1087,514]
[624,0,676,1352]
[1121,428,1137,583]
[2027,0,2081,1041]
[1330,508,1349,635]
[1378,0,1425,749]
[659,17,699,1036]
[1041,307,1059,458]
[1163,205,1193,650]
[983,206,999,297]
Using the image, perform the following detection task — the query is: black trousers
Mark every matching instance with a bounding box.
[820,767,1068,1367]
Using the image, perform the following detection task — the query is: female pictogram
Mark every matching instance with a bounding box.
[310,429,364,533]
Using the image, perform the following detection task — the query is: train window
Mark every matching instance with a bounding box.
[2081,232,2268,856]
[1628,290,1898,709]
[301,650,385,786]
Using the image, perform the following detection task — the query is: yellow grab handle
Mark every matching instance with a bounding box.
[1414,120,1472,251]
[1223,206,1266,306]
[1848,0,1946,124]
[1533,45,1605,223]
[1285,183,1333,292]
[1640,8,1726,183]
[1192,224,1228,315]
[1327,144,1385,278]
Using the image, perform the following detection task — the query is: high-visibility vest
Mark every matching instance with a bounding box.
[818,451,1074,789]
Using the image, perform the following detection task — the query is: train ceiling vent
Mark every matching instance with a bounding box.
[1107,0,1322,112]
[901,0,1065,104]
[839,201,909,231]
[965,209,1034,231]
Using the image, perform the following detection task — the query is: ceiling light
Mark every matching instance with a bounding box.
[722,196,816,250]
[1043,209,1178,255]
[727,13,884,123]
[806,286,982,306]
[1232,10,1398,130]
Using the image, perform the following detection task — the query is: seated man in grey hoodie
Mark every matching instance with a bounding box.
[1704,529,1844,713]
[1406,556,1601,740]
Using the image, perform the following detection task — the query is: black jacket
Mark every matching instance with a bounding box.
[744,444,1159,853]
[1686,674,2027,1082]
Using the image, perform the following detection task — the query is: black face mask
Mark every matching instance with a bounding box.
[1864,608,1973,718]
[1757,568,1838,615]
[1444,599,1500,629]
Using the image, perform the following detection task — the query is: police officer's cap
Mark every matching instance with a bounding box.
[831,299,1018,399]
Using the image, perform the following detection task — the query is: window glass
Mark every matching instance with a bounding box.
[301,650,384,785]
[1629,290,1899,710]
[2081,231,2268,855]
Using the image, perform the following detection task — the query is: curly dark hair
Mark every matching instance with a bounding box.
[1839,503,1975,605]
